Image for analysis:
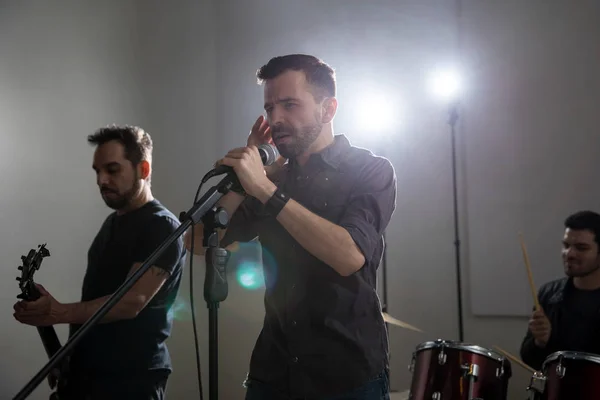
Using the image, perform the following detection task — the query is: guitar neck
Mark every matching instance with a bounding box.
[36,326,62,358]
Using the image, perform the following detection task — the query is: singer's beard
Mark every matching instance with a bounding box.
[273,118,322,159]
[100,175,142,211]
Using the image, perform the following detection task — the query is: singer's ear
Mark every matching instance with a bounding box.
[138,160,151,181]
[321,97,338,124]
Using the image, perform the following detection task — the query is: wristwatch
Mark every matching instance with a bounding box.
[265,188,290,217]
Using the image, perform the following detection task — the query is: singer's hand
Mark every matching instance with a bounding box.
[219,146,277,202]
[247,115,273,147]
[248,115,286,178]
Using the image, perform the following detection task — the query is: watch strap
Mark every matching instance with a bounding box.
[265,188,290,216]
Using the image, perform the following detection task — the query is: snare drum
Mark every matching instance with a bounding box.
[408,339,512,400]
[527,351,600,399]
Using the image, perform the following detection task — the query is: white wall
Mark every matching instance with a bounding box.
[2,1,599,400]
[464,0,600,317]
[0,1,145,398]
[131,1,220,398]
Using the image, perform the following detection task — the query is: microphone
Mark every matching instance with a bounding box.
[202,143,280,183]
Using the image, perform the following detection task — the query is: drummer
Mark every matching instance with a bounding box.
[520,210,600,370]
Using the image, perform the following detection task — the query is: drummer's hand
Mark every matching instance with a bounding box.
[529,308,551,347]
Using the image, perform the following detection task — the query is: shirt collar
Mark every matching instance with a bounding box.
[287,134,351,171]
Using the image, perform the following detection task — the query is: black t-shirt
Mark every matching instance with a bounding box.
[560,286,600,352]
[69,199,185,377]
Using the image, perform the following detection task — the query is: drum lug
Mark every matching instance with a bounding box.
[432,392,441,400]
[556,355,566,378]
[438,348,446,365]
[556,363,565,378]
[408,353,416,373]
[496,365,504,378]
[496,357,505,378]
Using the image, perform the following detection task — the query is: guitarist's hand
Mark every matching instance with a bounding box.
[13,284,66,326]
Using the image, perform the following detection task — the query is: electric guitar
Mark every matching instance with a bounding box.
[16,244,70,399]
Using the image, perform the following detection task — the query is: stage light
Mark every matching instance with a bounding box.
[428,67,462,102]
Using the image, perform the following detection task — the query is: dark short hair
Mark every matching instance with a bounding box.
[256,54,336,100]
[87,124,152,167]
[564,210,600,248]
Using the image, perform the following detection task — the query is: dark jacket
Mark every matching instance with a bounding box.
[519,277,600,370]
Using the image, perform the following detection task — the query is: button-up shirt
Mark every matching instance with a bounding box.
[221,134,397,398]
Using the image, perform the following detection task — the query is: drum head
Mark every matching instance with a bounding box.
[415,339,505,362]
[543,351,600,368]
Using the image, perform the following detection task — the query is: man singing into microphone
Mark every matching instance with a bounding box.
[185,54,396,400]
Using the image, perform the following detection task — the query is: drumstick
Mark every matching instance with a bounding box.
[519,232,541,311]
[493,345,536,374]
[381,312,424,333]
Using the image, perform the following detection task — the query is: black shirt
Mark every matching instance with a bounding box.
[69,199,186,377]
[520,277,600,370]
[221,134,397,398]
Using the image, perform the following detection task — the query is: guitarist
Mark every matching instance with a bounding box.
[13,125,186,400]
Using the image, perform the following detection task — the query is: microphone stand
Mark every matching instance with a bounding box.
[13,173,236,400]
[448,101,464,342]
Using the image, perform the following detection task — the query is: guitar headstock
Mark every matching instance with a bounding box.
[16,244,50,301]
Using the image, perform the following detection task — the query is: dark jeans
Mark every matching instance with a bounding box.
[244,370,390,400]
[58,372,168,400]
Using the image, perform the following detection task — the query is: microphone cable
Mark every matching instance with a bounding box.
[187,167,224,400]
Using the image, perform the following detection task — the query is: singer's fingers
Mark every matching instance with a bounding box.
[258,118,269,134]
[261,126,274,144]
[251,115,265,134]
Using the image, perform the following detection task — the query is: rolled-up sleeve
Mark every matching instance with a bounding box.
[338,157,397,265]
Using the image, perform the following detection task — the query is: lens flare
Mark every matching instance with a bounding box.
[236,261,264,290]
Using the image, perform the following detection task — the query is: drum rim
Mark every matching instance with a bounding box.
[543,350,600,367]
[415,339,505,362]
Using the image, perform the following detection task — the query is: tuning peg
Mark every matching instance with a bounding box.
[17,266,23,270]
[21,256,26,262]
[16,293,25,300]
[16,277,21,281]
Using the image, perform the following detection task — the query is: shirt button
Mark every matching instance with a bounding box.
[292,356,299,363]
[291,320,297,326]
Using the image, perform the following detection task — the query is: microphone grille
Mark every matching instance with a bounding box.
[258,143,279,166]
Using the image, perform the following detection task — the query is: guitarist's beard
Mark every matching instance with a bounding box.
[100,173,142,211]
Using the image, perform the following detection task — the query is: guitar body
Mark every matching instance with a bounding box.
[16,245,72,400]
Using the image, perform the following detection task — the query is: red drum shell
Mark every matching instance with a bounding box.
[408,339,511,400]
[537,351,600,400]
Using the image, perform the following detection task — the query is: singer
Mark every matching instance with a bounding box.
[185,54,397,400]
[13,126,186,400]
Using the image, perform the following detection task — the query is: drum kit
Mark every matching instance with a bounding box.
[384,317,600,400]
[385,233,600,399]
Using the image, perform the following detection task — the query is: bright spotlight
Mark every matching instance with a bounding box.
[428,67,462,102]
[353,89,399,134]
